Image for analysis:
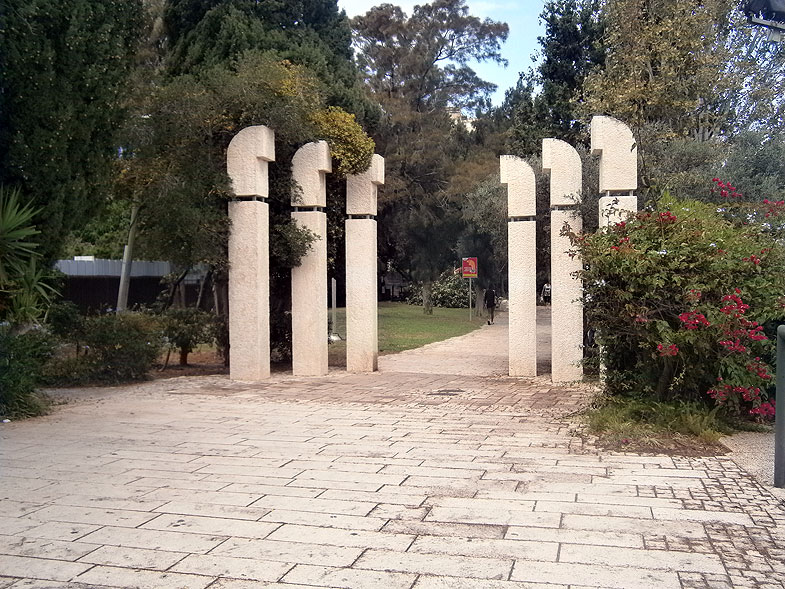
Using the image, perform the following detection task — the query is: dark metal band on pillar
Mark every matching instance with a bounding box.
[508,215,537,223]
[234,195,268,202]
[292,206,326,212]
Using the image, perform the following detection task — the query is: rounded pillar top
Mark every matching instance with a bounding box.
[292,141,332,207]
[347,154,385,216]
[542,138,582,207]
[590,115,637,193]
[500,155,536,217]
[227,125,276,198]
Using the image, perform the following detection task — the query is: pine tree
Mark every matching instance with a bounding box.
[0,0,143,260]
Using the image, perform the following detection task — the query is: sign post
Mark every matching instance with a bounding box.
[461,257,478,321]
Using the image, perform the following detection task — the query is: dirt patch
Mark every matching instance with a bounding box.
[151,348,227,379]
[593,432,729,457]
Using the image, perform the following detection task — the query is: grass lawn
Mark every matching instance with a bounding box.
[328,301,486,366]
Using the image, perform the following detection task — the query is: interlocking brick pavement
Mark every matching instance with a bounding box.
[1,311,784,588]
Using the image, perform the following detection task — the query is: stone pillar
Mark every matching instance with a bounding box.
[501,155,537,377]
[226,125,275,380]
[345,155,384,373]
[591,115,638,226]
[543,138,583,384]
[291,141,331,376]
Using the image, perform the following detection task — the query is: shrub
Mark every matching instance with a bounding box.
[573,193,785,417]
[0,328,53,418]
[45,312,164,385]
[82,313,164,382]
[160,308,216,366]
[310,106,375,176]
[409,271,475,308]
[47,301,86,354]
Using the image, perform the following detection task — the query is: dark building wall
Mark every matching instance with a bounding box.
[60,277,166,313]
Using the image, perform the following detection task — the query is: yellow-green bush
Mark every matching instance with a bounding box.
[311,106,374,176]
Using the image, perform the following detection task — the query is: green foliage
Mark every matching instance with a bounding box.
[409,271,474,309]
[0,186,39,287]
[0,328,53,419]
[580,1,785,144]
[163,0,366,114]
[533,0,605,145]
[5,258,59,328]
[46,312,164,384]
[574,193,785,417]
[0,186,58,328]
[47,301,86,346]
[311,107,375,176]
[161,308,216,365]
[0,0,144,260]
[354,0,508,297]
[353,0,508,112]
[586,396,730,446]
[486,0,604,159]
[82,312,164,382]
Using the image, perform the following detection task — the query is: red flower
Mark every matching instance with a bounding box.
[679,310,710,329]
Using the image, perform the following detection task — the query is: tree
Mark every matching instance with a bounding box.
[352,0,508,311]
[577,0,785,199]
[109,0,375,358]
[458,176,507,307]
[162,0,372,120]
[579,0,784,139]
[353,1,508,113]
[0,0,143,261]
[535,0,605,144]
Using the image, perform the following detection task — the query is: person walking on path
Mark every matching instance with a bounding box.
[484,286,497,325]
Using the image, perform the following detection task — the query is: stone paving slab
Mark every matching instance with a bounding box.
[1,316,785,588]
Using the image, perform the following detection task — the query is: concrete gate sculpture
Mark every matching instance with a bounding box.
[226,115,637,383]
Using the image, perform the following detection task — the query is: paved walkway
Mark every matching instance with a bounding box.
[1,314,784,588]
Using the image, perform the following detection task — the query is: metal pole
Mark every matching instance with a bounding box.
[468,277,472,321]
[331,277,337,337]
[775,325,785,487]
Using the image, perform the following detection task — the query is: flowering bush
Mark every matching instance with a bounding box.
[573,193,785,418]
[408,270,475,309]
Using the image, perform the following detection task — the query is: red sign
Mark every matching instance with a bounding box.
[461,257,478,278]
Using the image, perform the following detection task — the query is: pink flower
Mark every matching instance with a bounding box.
[657,343,679,357]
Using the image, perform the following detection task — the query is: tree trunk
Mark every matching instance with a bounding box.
[475,286,484,317]
[164,267,190,310]
[179,348,189,366]
[422,282,433,315]
[116,204,140,313]
[212,270,230,367]
[655,358,676,401]
[196,269,212,310]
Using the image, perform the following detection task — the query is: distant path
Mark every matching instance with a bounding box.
[379,307,552,377]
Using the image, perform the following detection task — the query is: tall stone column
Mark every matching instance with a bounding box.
[501,155,537,377]
[291,141,331,376]
[345,154,384,373]
[226,126,275,380]
[543,138,583,384]
[591,115,638,226]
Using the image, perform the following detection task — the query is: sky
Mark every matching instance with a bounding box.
[337,0,547,106]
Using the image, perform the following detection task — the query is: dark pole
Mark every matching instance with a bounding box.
[775,325,785,487]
